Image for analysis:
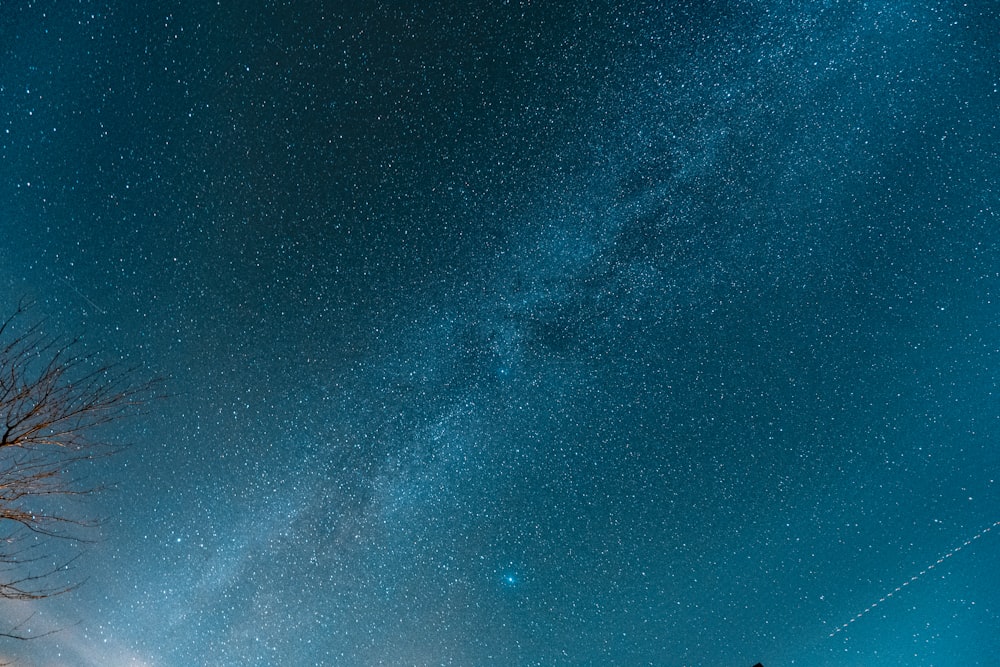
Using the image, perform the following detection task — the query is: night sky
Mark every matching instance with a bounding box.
[1,1,998,665]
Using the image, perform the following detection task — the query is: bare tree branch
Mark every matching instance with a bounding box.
[0,303,154,606]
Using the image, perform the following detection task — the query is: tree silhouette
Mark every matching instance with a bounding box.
[0,304,148,609]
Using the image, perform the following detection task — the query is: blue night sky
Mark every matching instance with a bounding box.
[1,1,998,665]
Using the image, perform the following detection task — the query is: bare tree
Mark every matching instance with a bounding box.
[0,304,148,607]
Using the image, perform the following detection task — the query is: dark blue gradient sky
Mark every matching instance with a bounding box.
[1,1,998,665]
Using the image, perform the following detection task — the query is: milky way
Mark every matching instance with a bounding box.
[1,1,997,665]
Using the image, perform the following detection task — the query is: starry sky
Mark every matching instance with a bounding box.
[1,1,998,665]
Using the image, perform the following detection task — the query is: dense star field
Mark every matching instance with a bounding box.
[1,1,998,665]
